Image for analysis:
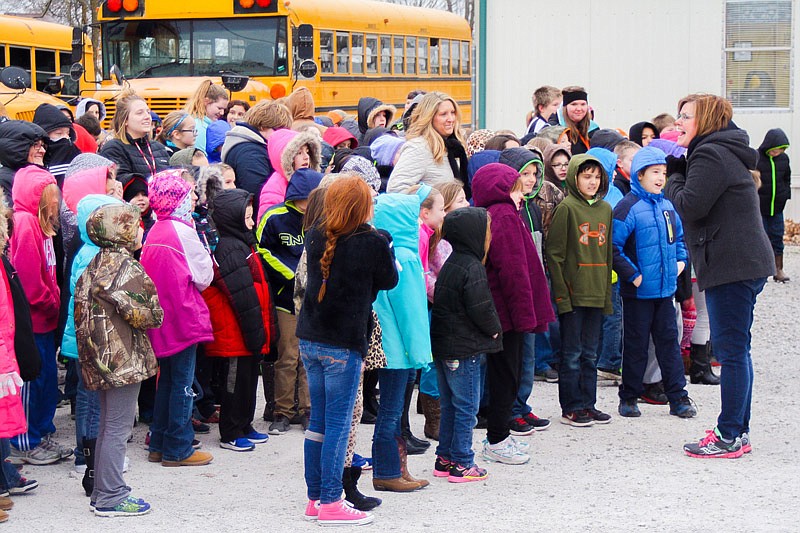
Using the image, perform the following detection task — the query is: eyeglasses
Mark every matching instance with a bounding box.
[179,129,198,134]
[31,141,46,151]
[676,113,694,121]
[551,162,569,169]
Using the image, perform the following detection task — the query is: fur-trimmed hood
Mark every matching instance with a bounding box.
[357,97,397,134]
[278,129,321,181]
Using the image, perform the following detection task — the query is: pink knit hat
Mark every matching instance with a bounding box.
[148,169,192,218]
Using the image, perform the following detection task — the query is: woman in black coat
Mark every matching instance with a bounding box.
[664,94,773,459]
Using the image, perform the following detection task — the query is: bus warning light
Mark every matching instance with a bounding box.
[123,0,140,11]
[239,0,255,8]
[256,0,272,7]
[270,83,286,99]
[107,0,123,12]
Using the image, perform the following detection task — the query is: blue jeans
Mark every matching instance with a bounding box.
[372,368,413,480]
[74,360,101,465]
[0,439,21,491]
[12,331,58,451]
[299,340,362,504]
[435,355,483,466]
[705,278,766,440]
[597,282,623,371]
[149,345,197,462]
[512,334,536,417]
[761,213,784,255]
[558,307,602,413]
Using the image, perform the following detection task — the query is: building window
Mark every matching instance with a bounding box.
[724,0,792,108]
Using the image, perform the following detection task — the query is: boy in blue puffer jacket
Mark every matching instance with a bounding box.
[612,146,696,419]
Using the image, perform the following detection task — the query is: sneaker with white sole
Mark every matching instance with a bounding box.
[304,499,320,521]
[242,431,269,444]
[8,444,61,465]
[220,438,255,452]
[41,435,74,460]
[8,478,38,495]
[318,499,373,526]
[482,436,530,465]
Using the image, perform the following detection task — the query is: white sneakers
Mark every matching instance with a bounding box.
[481,436,530,465]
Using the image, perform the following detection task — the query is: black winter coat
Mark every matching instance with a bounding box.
[664,125,774,291]
[220,124,273,217]
[430,208,503,359]
[0,120,48,206]
[296,225,398,355]
[99,134,170,183]
[209,189,268,353]
[756,128,792,217]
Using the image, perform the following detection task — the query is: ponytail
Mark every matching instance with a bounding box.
[186,80,228,119]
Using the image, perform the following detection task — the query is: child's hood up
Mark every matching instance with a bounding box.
[373,193,421,252]
[758,128,790,154]
[471,162,520,209]
[267,128,321,179]
[629,146,667,201]
[86,202,141,251]
[564,153,608,202]
[210,188,255,245]
[10,165,56,216]
[442,207,488,261]
[77,194,125,246]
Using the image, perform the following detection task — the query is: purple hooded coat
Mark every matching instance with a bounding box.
[472,163,554,333]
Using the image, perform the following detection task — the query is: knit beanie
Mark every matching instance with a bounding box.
[65,153,115,178]
[341,155,381,193]
[149,169,192,220]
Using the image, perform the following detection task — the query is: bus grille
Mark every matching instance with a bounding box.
[102,97,188,129]
[15,110,36,122]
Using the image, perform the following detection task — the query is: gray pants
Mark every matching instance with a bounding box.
[93,382,140,509]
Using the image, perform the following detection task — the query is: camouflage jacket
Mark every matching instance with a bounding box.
[74,203,163,390]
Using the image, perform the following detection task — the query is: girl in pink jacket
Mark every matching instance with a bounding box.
[9,165,71,465]
[140,170,215,467]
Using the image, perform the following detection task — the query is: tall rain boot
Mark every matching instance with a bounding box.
[82,438,96,497]
[400,377,429,454]
[419,393,440,441]
[260,361,275,422]
[343,466,382,511]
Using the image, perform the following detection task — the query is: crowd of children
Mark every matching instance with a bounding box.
[0,81,790,525]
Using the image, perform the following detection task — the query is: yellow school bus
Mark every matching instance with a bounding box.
[0,14,95,120]
[92,0,473,125]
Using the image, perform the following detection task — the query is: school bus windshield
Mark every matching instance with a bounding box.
[101,17,288,79]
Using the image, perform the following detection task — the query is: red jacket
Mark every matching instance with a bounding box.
[203,251,274,357]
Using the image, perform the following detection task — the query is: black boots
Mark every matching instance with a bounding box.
[82,438,96,497]
[343,466,382,511]
[689,343,720,385]
[260,361,275,421]
[400,377,429,455]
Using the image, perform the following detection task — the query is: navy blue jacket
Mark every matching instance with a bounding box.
[220,123,273,213]
[613,146,688,299]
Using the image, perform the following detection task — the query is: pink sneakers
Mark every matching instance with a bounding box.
[304,500,320,521]
[317,499,373,526]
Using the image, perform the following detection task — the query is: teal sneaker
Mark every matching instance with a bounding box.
[94,495,151,517]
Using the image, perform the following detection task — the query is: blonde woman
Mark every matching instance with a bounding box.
[387,92,469,196]
[99,91,170,183]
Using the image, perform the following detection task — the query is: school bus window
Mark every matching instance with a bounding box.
[380,35,391,74]
[60,51,77,95]
[10,46,31,72]
[430,38,439,75]
[441,39,449,75]
[351,33,364,74]
[450,40,459,74]
[393,35,404,74]
[366,35,377,74]
[418,38,428,74]
[34,49,57,92]
[336,32,349,74]
[319,31,334,74]
[461,41,469,75]
[0,45,6,69]
[406,36,416,75]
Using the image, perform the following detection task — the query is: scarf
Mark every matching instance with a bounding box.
[444,134,470,199]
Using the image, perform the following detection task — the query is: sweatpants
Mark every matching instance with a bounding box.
[13,331,58,451]
[274,311,309,418]
[93,382,140,509]
[486,331,523,445]
[218,355,260,442]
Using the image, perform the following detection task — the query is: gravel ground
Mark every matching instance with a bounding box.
[7,247,799,532]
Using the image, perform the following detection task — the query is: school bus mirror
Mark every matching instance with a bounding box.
[297,24,314,60]
[0,67,30,91]
[71,27,84,63]
[69,63,85,82]
[221,72,249,93]
[44,77,65,95]
[110,64,126,86]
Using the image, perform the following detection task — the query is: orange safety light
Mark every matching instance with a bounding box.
[122,0,139,11]
[270,84,286,99]
[107,0,123,11]
[239,0,255,7]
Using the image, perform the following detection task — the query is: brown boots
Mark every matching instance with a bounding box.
[371,437,430,492]
[419,393,440,441]
[774,254,790,283]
